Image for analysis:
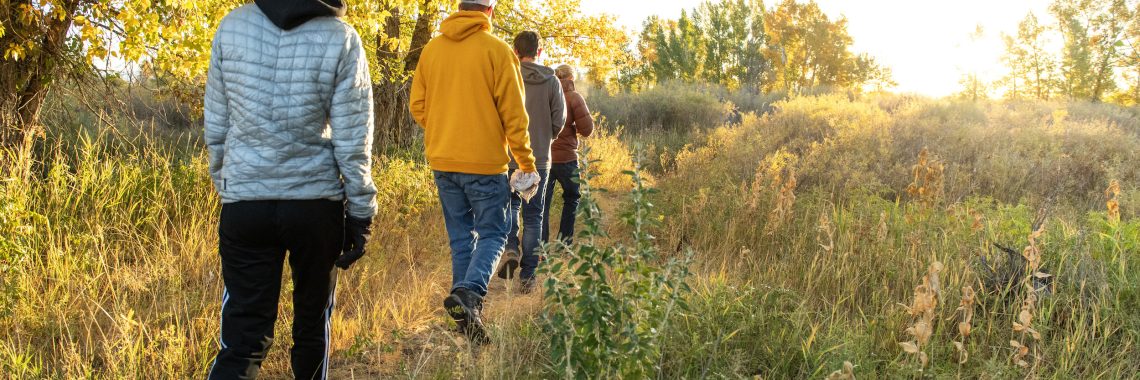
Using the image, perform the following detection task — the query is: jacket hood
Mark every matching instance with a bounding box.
[440,11,491,41]
[520,62,556,85]
[255,0,346,30]
[558,77,575,92]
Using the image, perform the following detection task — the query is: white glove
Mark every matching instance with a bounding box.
[510,170,541,202]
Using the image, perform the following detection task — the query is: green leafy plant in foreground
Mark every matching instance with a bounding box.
[540,146,693,379]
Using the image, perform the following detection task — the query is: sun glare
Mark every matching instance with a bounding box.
[581,0,1055,97]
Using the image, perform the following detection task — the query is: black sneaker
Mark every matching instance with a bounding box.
[496,250,520,280]
[443,293,468,334]
[519,277,538,295]
[445,288,490,345]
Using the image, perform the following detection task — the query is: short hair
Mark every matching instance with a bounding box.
[555,64,575,80]
[513,31,541,59]
[458,3,490,11]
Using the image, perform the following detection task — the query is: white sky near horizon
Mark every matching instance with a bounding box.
[579,0,1055,97]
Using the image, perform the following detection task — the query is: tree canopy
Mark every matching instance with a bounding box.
[0,0,627,144]
[627,0,893,94]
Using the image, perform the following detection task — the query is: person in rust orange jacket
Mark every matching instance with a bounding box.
[543,64,594,245]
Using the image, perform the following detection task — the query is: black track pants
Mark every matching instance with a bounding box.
[208,200,344,380]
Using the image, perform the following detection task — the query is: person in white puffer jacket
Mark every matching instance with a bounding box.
[204,0,377,378]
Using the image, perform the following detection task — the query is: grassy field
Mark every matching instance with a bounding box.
[1,93,1138,378]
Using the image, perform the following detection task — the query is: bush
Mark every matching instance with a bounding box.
[541,148,692,378]
[590,81,784,134]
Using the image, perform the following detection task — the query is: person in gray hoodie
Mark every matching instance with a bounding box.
[204,0,377,378]
[497,31,566,293]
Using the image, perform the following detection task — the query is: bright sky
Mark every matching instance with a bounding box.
[579,0,1054,97]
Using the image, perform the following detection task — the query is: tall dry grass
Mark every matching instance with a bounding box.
[0,129,473,378]
[1,89,1137,378]
[651,94,1140,377]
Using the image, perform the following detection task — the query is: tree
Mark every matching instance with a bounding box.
[634,0,773,92]
[0,0,239,143]
[1001,13,1057,100]
[762,0,884,93]
[958,73,989,102]
[738,0,770,93]
[371,0,442,151]
[1050,0,1128,102]
[1113,2,1140,104]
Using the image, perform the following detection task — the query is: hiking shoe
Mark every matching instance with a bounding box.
[444,287,490,345]
[443,293,468,334]
[496,250,520,280]
[519,277,538,295]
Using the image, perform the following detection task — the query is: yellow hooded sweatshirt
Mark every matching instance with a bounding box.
[410,11,536,175]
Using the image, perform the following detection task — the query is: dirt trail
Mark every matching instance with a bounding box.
[329,277,546,378]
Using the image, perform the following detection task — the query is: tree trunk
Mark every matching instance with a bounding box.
[1,0,79,145]
[372,0,439,153]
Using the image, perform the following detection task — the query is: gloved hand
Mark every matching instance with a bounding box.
[510,170,541,202]
[336,216,373,269]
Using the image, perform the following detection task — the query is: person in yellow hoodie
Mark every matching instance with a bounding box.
[409,0,536,345]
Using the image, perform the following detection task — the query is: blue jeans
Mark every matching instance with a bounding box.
[433,171,510,297]
[507,169,549,279]
[543,162,581,244]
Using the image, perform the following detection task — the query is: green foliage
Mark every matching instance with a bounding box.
[540,147,692,379]
[1001,12,1057,101]
[631,0,892,94]
[993,0,1132,103]
[0,168,42,317]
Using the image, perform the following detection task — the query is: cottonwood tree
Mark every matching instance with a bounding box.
[1050,0,1129,102]
[0,0,235,143]
[1113,1,1140,104]
[632,1,769,91]
[1001,13,1057,100]
[635,0,889,93]
[762,0,889,93]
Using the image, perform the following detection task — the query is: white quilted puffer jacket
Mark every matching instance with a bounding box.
[204,4,378,219]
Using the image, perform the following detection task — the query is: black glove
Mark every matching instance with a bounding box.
[336,216,373,269]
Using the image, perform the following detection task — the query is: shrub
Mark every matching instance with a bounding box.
[541,147,692,379]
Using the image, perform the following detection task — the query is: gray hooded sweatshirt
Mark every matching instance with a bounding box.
[509,62,567,170]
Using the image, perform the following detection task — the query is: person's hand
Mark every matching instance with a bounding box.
[510,170,541,202]
[336,216,373,269]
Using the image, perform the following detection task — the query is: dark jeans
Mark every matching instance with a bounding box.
[433,171,510,297]
[507,168,549,279]
[542,162,581,244]
[209,200,343,380]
